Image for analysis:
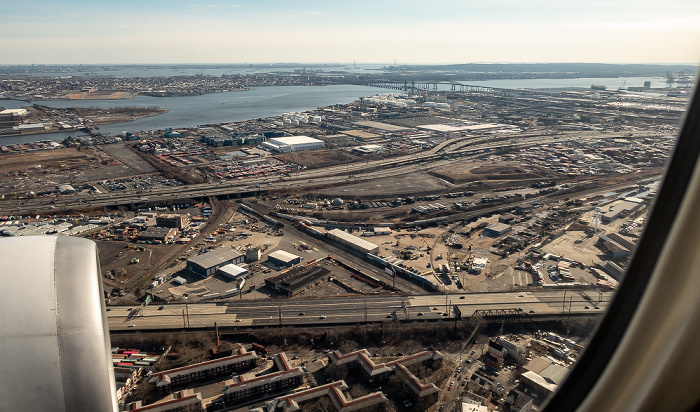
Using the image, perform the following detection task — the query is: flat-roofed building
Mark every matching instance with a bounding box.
[187,248,244,277]
[327,229,379,254]
[217,263,248,280]
[261,136,324,153]
[267,250,301,267]
[265,265,331,296]
[601,200,642,223]
[155,214,190,230]
[138,227,178,244]
[483,223,512,237]
[496,337,526,360]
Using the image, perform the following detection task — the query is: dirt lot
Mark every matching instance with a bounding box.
[431,160,555,183]
[313,172,454,200]
[64,92,136,100]
[0,147,99,175]
[541,202,646,268]
[0,145,155,195]
[276,149,361,169]
[99,143,159,174]
[73,106,167,125]
[97,240,173,290]
[0,147,117,194]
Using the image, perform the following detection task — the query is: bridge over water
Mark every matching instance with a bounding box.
[357,80,546,95]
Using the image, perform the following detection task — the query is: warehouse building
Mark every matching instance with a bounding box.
[327,229,379,254]
[483,222,512,237]
[601,199,642,223]
[267,250,301,267]
[155,214,190,230]
[58,184,77,194]
[261,136,324,153]
[137,227,178,244]
[217,263,248,280]
[601,240,630,260]
[187,248,244,277]
[265,265,331,296]
[520,356,569,398]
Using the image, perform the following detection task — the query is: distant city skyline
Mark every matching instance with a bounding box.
[2,0,699,65]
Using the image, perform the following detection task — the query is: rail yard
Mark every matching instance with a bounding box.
[0,84,682,304]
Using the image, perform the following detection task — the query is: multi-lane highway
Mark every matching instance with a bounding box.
[1,132,603,215]
[109,290,614,330]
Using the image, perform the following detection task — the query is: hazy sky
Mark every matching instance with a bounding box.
[2,0,699,65]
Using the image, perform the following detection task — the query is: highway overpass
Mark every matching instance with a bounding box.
[109,289,613,331]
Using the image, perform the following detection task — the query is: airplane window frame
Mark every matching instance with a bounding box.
[542,82,700,411]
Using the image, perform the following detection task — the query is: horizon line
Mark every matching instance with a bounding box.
[1,62,698,67]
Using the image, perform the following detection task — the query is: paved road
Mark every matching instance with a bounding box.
[1,132,599,215]
[109,289,613,330]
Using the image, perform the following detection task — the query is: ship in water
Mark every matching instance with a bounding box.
[591,84,607,90]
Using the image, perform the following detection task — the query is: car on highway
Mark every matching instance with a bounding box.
[158,305,165,310]
[529,309,536,313]
[299,312,305,316]
[459,296,465,299]
[319,315,326,319]
[386,314,392,318]
[128,324,136,328]
[519,294,524,297]
[417,312,424,316]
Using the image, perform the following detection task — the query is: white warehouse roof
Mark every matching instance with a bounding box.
[262,135,324,153]
[268,250,300,263]
[218,263,248,279]
[327,229,379,254]
[268,136,323,145]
